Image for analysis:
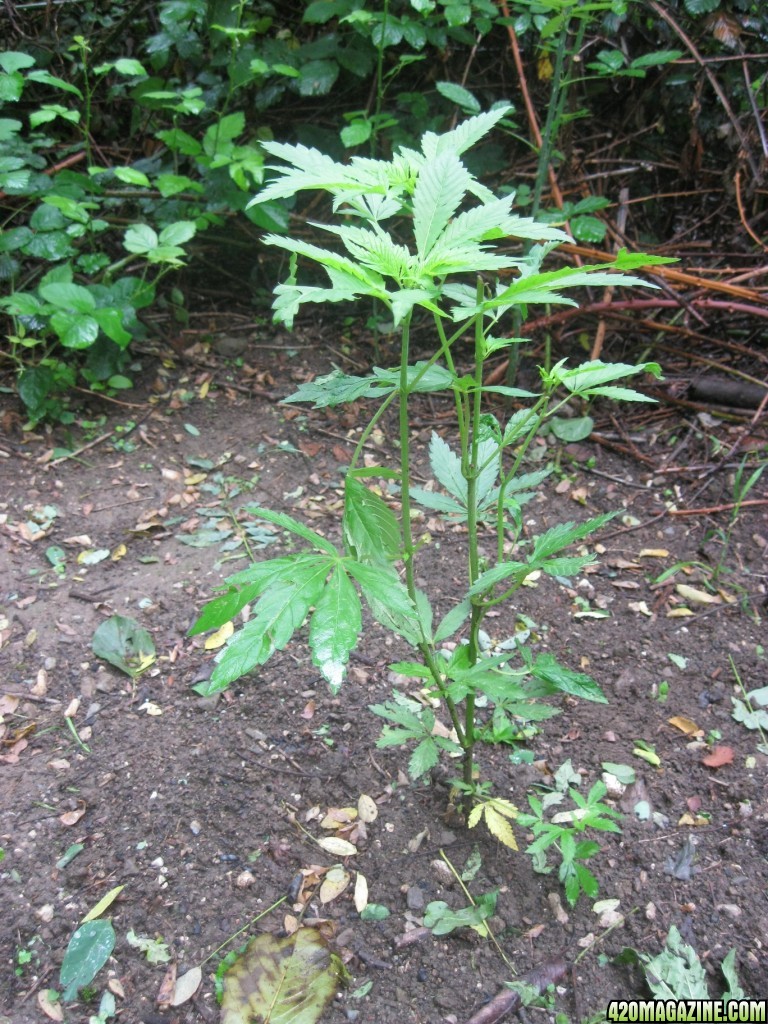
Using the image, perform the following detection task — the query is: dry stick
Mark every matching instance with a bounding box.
[667,498,768,517]
[734,169,768,252]
[462,957,569,1024]
[647,0,761,183]
[560,241,768,304]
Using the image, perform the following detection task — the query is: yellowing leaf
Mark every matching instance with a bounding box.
[320,807,357,829]
[204,620,234,650]
[538,54,554,80]
[82,885,125,923]
[467,804,483,829]
[484,805,518,850]
[677,812,709,827]
[111,543,127,562]
[199,379,210,399]
[638,548,669,558]
[316,836,357,857]
[675,584,721,605]
[220,928,343,1024]
[319,866,350,904]
[668,716,703,737]
[354,872,369,913]
[667,608,694,617]
[184,473,207,486]
[357,794,378,823]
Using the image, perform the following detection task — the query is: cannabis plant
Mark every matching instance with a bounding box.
[191,106,668,844]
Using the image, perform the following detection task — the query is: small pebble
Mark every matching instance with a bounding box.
[406,885,425,912]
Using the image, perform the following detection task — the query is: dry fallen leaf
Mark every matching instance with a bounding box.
[358,790,378,823]
[170,965,201,1005]
[354,871,369,913]
[675,584,721,605]
[319,866,351,904]
[204,621,234,650]
[668,715,704,737]
[156,962,177,1006]
[59,806,86,827]
[316,836,357,857]
[701,745,734,768]
[37,989,63,1021]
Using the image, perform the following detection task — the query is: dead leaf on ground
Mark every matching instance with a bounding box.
[219,928,343,1024]
[156,962,177,1006]
[319,866,351,904]
[60,805,86,826]
[701,745,734,768]
[668,715,704,737]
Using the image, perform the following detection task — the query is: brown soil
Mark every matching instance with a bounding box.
[1,331,767,1024]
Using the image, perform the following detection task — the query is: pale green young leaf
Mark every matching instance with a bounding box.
[421,105,511,159]
[408,487,465,516]
[389,288,443,326]
[413,152,471,259]
[320,222,414,280]
[531,512,616,561]
[249,141,351,203]
[261,234,387,294]
[582,385,657,402]
[429,431,466,502]
[309,564,361,692]
[552,359,662,392]
[540,554,597,577]
[343,476,401,563]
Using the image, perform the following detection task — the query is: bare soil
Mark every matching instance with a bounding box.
[1,330,767,1024]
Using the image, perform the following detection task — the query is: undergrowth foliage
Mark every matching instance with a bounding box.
[191,108,672,866]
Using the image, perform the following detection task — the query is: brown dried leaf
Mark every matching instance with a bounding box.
[156,962,177,1006]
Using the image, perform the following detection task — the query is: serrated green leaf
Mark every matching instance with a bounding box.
[309,564,361,692]
[532,512,616,561]
[205,558,331,692]
[190,558,299,636]
[529,653,607,703]
[434,599,472,643]
[409,736,440,778]
[343,476,401,563]
[413,151,471,259]
[243,505,338,555]
[429,431,466,502]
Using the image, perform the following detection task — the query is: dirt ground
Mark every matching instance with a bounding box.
[1,327,767,1024]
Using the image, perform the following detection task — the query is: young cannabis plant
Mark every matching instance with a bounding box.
[191,106,671,844]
